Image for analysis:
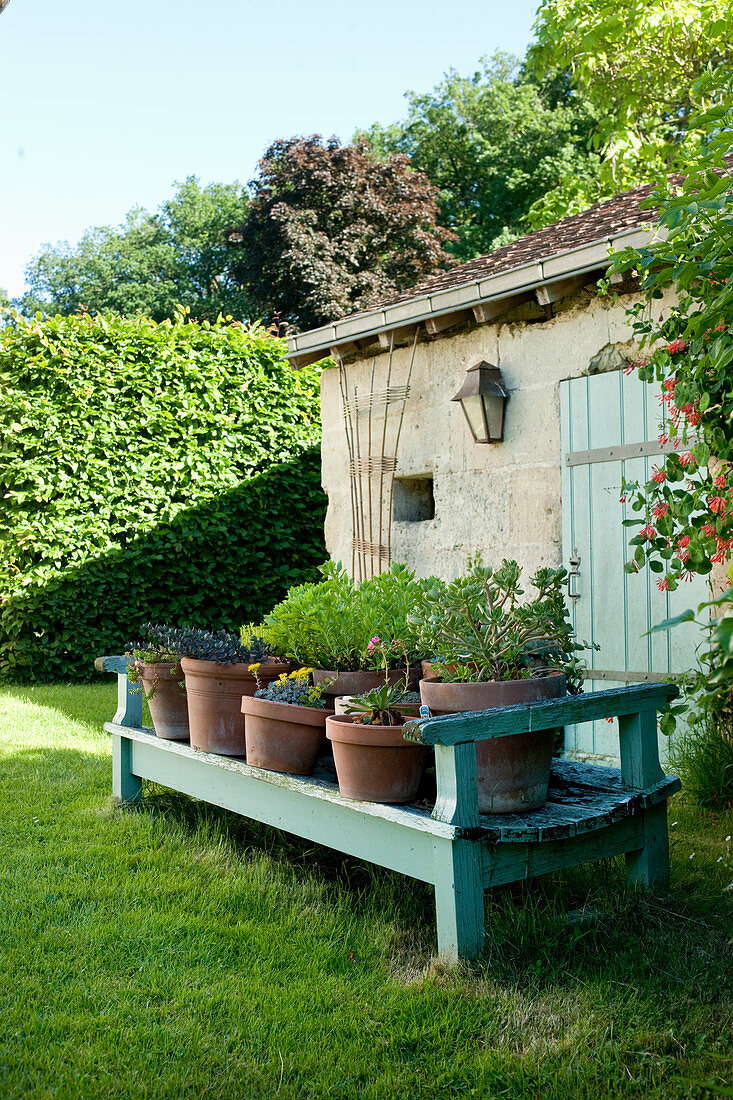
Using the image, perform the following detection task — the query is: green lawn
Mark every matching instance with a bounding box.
[1,682,731,1099]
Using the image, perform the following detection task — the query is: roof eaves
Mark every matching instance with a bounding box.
[286,224,659,365]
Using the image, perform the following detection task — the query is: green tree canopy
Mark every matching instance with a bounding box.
[361,53,601,260]
[20,178,252,323]
[226,135,455,331]
[526,0,733,226]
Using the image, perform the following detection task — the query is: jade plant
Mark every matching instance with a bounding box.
[251,666,330,709]
[412,556,589,692]
[263,561,435,672]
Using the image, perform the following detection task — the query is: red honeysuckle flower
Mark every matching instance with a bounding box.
[679,452,695,467]
[657,578,670,591]
[714,474,726,488]
[653,502,669,519]
[666,338,688,355]
[639,524,657,539]
[651,466,666,484]
[709,496,727,515]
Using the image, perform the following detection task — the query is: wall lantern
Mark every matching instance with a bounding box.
[451,361,509,443]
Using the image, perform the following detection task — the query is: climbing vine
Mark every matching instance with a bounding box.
[612,77,733,591]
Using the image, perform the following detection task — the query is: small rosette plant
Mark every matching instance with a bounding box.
[342,681,412,726]
[250,666,329,709]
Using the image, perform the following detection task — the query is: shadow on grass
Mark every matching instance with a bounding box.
[136,781,733,998]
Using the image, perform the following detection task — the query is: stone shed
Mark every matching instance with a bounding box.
[286,184,706,764]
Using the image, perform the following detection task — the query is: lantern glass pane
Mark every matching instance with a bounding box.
[460,395,488,442]
[485,394,505,441]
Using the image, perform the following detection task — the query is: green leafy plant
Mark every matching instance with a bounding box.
[0,312,326,681]
[251,666,329,709]
[342,681,411,726]
[263,561,434,672]
[647,584,733,808]
[608,73,733,590]
[412,556,588,691]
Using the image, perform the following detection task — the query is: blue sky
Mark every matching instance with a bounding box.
[0,0,539,298]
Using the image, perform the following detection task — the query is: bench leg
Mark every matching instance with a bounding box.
[432,838,485,962]
[113,733,143,805]
[625,803,670,891]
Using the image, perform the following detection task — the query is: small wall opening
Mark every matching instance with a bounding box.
[392,476,435,522]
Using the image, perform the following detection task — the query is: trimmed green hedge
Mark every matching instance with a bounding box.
[0,313,327,681]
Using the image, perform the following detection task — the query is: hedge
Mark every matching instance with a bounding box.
[0,312,327,681]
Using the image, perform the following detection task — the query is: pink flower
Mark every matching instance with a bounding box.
[651,466,666,484]
[714,474,726,489]
[367,635,380,652]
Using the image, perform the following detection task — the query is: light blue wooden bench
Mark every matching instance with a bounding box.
[97,656,680,962]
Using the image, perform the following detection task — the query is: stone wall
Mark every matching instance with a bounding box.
[321,283,677,582]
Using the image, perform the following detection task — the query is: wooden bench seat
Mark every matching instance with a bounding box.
[98,655,680,961]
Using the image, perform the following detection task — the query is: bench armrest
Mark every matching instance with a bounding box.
[403,682,679,827]
[94,654,144,729]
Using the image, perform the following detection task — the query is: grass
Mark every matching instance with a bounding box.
[0,682,731,1099]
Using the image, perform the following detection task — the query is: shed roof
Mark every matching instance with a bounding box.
[287,180,664,368]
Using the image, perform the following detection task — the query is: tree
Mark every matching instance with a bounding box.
[526,0,733,226]
[20,178,252,322]
[226,135,455,331]
[611,72,733,592]
[361,53,601,260]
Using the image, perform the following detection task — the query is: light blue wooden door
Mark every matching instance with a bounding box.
[560,370,707,766]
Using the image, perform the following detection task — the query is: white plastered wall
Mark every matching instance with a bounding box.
[320,286,676,582]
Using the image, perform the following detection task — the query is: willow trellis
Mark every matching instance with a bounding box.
[338,331,418,579]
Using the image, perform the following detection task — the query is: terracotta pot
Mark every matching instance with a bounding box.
[181,657,289,756]
[313,667,418,700]
[135,661,189,741]
[326,714,427,803]
[241,695,332,775]
[419,673,565,813]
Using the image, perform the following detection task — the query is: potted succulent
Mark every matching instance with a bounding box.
[263,561,431,699]
[414,557,589,813]
[179,627,288,756]
[126,623,189,741]
[242,667,333,776]
[326,681,428,803]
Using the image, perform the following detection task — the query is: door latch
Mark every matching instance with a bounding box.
[568,548,581,599]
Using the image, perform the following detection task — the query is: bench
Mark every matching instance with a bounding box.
[97,655,680,962]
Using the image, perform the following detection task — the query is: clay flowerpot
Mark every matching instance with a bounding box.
[313,667,419,701]
[181,658,289,756]
[241,696,332,775]
[326,714,427,804]
[419,674,566,813]
[135,661,189,741]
